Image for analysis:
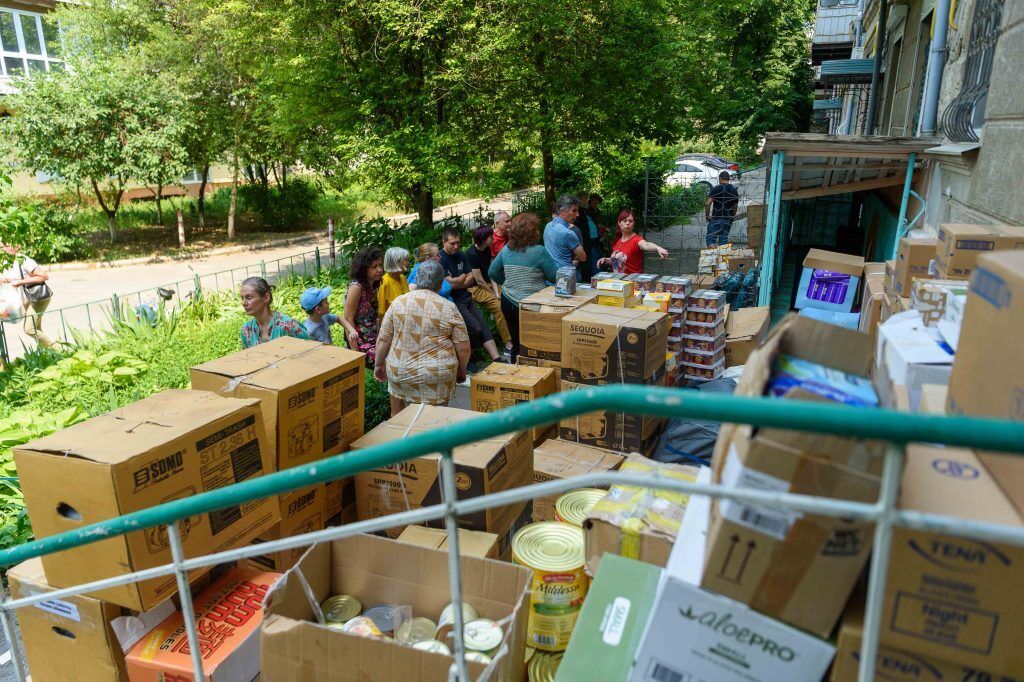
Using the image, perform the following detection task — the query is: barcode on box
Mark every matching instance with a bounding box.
[646,660,686,682]
[739,505,791,537]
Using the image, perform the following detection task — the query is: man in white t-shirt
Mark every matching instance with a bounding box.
[1,242,55,349]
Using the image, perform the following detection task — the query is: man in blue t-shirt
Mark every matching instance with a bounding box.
[705,170,740,247]
[438,226,503,368]
[544,194,588,279]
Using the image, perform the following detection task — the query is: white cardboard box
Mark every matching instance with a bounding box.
[876,311,954,409]
[629,468,835,682]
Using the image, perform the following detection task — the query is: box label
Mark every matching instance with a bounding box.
[34,598,80,622]
[601,597,631,646]
[892,592,998,655]
[196,415,264,536]
[719,447,799,540]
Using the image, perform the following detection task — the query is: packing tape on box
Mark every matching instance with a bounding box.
[223,346,323,391]
[619,517,645,560]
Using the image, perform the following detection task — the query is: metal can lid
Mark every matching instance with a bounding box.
[412,639,452,656]
[363,604,398,633]
[528,651,563,682]
[512,522,586,572]
[321,594,362,624]
[340,615,383,638]
[554,489,606,527]
[435,601,479,641]
[465,651,492,666]
[396,616,438,645]
[463,618,503,652]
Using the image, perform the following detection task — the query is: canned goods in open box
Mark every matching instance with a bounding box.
[554,489,606,527]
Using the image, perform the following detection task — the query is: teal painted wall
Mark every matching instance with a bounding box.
[862,193,898,262]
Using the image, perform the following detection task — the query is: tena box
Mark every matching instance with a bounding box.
[8,558,175,682]
[190,336,365,471]
[934,223,1024,279]
[795,249,865,314]
[555,554,662,682]
[395,525,499,559]
[532,439,624,522]
[470,363,557,444]
[241,483,326,573]
[518,287,599,363]
[351,404,532,538]
[14,390,280,611]
[893,237,937,296]
[260,534,531,682]
[561,304,668,385]
[125,568,278,682]
[879,444,1024,673]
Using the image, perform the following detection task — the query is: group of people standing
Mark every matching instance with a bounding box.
[237,193,675,415]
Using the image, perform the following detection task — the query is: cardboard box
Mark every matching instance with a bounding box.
[910,277,969,326]
[747,225,764,254]
[561,304,668,385]
[597,293,641,308]
[883,259,898,300]
[532,439,624,522]
[516,355,564,392]
[702,315,882,638]
[261,534,530,682]
[15,390,280,611]
[728,248,757,274]
[325,476,357,527]
[519,287,599,362]
[126,568,277,682]
[859,269,885,340]
[190,336,365,471]
[559,379,663,454]
[893,237,937,297]
[8,558,175,682]
[880,445,1024,673]
[918,383,948,415]
[934,223,1024,279]
[724,306,770,367]
[470,363,557,445]
[242,484,326,573]
[352,405,532,538]
[747,204,765,228]
[875,311,955,410]
[795,249,865,314]
[583,456,699,575]
[395,525,499,559]
[556,554,662,682]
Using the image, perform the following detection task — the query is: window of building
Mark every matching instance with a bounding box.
[820,0,858,7]
[941,0,1005,142]
[0,9,62,78]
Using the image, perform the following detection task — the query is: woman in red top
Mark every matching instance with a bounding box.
[600,209,669,274]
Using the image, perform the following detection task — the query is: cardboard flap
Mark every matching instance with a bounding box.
[192,336,314,378]
[803,249,865,278]
[725,306,770,340]
[474,363,554,387]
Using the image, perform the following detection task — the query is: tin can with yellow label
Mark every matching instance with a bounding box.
[512,522,588,652]
[554,489,606,527]
[527,650,563,682]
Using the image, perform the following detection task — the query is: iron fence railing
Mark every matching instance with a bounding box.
[0,385,1022,682]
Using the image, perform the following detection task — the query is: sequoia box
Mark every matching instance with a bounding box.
[795,249,865,314]
[724,306,770,367]
[15,390,280,611]
[934,223,1024,279]
[892,237,937,296]
[352,405,532,538]
[518,287,599,362]
[190,336,365,470]
[242,484,326,573]
[470,363,557,445]
[879,444,1024,673]
[561,304,668,385]
[532,439,624,522]
[126,568,278,682]
[396,525,499,559]
[261,534,531,682]
[559,379,663,453]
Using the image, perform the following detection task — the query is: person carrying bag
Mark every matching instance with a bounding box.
[0,243,56,349]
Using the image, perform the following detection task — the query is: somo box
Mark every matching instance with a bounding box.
[15,390,280,611]
[471,363,557,444]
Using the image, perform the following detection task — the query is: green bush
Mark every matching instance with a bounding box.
[337,215,473,261]
[208,176,322,231]
[0,174,89,265]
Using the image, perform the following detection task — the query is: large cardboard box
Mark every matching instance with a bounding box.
[795,249,865,314]
[261,534,531,682]
[893,237,937,297]
[559,379,663,454]
[396,525,499,559]
[879,444,1024,673]
[325,476,357,527]
[702,316,882,638]
[126,568,277,682]
[532,439,624,522]
[352,405,532,539]
[934,223,1024,279]
[747,203,765,228]
[242,483,326,573]
[471,363,557,444]
[724,306,770,367]
[8,558,175,682]
[518,287,599,363]
[561,304,668,386]
[875,311,954,411]
[516,355,564,391]
[190,336,365,471]
[858,268,885,341]
[15,390,280,611]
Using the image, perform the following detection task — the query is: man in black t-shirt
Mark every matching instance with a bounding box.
[705,170,740,247]
[439,226,503,368]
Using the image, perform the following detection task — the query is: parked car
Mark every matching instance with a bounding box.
[665,157,739,192]
[678,153,740,172]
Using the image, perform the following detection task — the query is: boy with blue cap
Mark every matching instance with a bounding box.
[300,287,342,344]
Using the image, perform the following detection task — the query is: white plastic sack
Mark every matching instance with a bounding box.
[0,285,19,320]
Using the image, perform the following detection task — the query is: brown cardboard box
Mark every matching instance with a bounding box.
[532,439,624,522]
[242,484,326,573]
[325,477,357,527]
[396,525,499,559]
[558,379,663,454]
[724,306,770,367]
[561,304,668,385]
[518,287,599,362]
[859,270,885,340]
[934,223,1024,279]
[15,390,280,611]
[879,445,1024,673]
[352,405,532,538]
[747,225,764,255]
[470,363,557,444]
[190,336,365,471]
[701,315,882,638]
[516,355,563,391]
[893,237,937,297]
[747,203,765,228]
[883,259,898,300]
[261,534,530,682]
[728,248,757,274]
[918,383,948,415]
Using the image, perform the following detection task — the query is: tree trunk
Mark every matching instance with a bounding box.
[410,184,434,229]
[228,137,240,240]
[541,136,556,216]
[197,164,209,229]
[107,212,118,242]
[155,182,164,227]
[90,178,119,241]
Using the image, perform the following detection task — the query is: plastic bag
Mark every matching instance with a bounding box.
[0,284,20,320]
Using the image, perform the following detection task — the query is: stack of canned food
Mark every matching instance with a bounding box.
[681,289,727,382]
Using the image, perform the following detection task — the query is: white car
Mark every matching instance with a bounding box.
[665,158,738,192]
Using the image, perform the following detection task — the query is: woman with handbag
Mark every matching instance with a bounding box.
[1,242,55,349]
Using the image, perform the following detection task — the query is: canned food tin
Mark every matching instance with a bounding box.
[363,604,398,634]
[464,618,504,653]
[512,522,589,652]
[321,594,361,624]
[435,601,479,642]
[340,615,383,639]
[464,651,492,666]
[396,616,438,644]
[527,651,563,682]
[554,489,605,527]
[412,639,452,656]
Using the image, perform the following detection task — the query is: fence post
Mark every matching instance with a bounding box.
[260,260,267,279]
[111,293,121,322]
[315,247,322,274]
[328,218,336,266]
[177,209,186,248]
[193,273,202,299]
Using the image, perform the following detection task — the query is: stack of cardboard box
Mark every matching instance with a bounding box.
[516,286,599,389]
[746,203,765,255]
